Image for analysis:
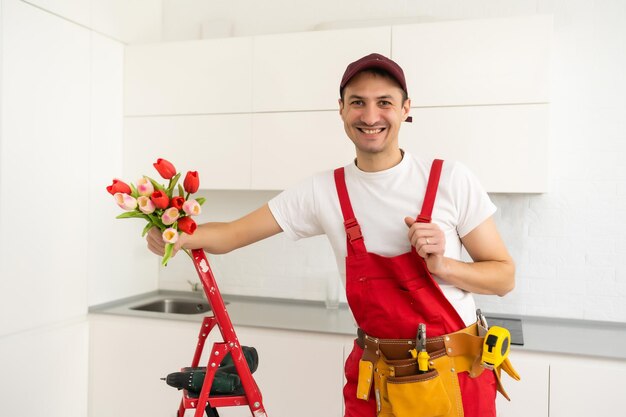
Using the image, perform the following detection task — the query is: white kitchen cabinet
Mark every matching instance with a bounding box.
[496,350,550,417]
[250,111,354,189]
[252,27,391,112]
[0,320,89,417]
[0,0,90,336]
[549,354,626,417]
[400,104,550,193]
[89,315,349,417]
[223,326,349,417]
[124,114,253,189]
[89,315,200,417]
[392,16,552,107]
[124,36,253,116]
[122,17,551,193]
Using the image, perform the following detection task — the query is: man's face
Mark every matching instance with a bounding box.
[339,71,410,158]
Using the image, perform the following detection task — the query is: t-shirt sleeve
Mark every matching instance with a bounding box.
[450,162,497,238]
[268,176,324,241]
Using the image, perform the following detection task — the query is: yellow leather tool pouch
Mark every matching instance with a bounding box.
[371,355,453,417]
[386,370,452,417]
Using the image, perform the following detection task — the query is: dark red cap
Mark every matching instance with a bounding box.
[340,53,412,122]
[340,53,408,95]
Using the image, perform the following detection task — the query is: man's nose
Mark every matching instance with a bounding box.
[360,104,380,125]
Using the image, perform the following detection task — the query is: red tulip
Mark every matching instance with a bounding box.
[106,179,131,195]
[177,216,197,235]
[183,171,199,193]
[170,196,185,210]
[150,190,169,209]
[153,158,176,179]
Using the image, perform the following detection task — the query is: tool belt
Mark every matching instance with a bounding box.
[355,323,520,417]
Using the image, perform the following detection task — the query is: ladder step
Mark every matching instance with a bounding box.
[182,391,249,409]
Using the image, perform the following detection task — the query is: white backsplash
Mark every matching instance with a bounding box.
[158,190,345,303]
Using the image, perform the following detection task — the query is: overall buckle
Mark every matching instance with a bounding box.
[344,218,363,241]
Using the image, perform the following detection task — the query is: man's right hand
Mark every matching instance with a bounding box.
[146,226,189,259]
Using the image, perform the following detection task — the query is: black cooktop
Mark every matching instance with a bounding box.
[484,316,524,346]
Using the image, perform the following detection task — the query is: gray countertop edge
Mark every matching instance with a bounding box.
[88,290,626,361]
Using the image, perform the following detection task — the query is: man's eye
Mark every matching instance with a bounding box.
[351,100,364,106]
[379,100,392,106]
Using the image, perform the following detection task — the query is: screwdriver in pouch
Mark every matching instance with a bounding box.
[409,323,430,374]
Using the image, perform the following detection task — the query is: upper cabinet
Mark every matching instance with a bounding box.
[400,104,549,193]
[124,37,254,116]
[124,114,253,190]
[124,16,552,192]
[253,27,391,112]
[392,15,552,107]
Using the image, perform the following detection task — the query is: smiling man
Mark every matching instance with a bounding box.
[147,53,515,417]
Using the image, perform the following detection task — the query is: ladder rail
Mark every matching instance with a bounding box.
[175,249,268,417]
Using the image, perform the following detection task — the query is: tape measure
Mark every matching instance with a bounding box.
[481,326,511,369]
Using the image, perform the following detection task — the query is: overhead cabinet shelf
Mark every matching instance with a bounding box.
[124,16,552,193]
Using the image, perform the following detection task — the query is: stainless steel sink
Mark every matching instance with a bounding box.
[130,298,217,315]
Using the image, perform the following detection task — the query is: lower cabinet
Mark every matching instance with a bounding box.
[495,350,550,417]
[549,355,626,417]
[88,314,352,417]
[89,314,626,417]
[88,315,200,417]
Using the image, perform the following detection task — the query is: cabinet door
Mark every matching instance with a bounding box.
[253,27,391,112]
[221,326,347,417]
[89,315,201,417]
[124,114,253,189]
[124,36,253,116]
[495,350,550,417]
[400,104,549,193]
[0,320,89,417]
[549,355,626,417]
[392,16,552,107]
[251,111,354,189]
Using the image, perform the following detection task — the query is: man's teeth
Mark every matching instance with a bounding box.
[361,128,383,134]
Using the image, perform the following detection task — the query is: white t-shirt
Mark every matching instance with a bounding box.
[268,152,496,326]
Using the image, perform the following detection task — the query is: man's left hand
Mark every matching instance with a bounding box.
[404,217,448,276]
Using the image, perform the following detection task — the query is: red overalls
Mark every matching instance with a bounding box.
[335,159,497,417]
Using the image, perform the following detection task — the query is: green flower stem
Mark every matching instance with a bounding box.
[162,243,174,266]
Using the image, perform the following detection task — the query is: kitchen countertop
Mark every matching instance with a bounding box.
[89,290,626,361]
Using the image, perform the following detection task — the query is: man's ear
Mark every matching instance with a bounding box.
[402,98,411,121]
[338,98,344,115]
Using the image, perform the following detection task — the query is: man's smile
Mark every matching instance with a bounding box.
[356,127,386,135]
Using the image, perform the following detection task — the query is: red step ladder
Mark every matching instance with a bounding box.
[177,249,268,417]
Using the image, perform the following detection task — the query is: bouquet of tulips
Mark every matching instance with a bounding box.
[106,158,205,266]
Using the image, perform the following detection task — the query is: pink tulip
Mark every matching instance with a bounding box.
[136,177,154,197]
[137,196,156,214]
[114,193,137,211]
[161,207,180,225]
[162,228,178,244]
[182,199,202,216]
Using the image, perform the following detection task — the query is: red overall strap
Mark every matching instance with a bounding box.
[334,168,367,255]
[416,159,444,223]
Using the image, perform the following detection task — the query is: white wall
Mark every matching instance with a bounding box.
[0,1,159,415]
[157,0,626,323]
